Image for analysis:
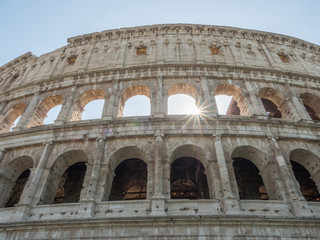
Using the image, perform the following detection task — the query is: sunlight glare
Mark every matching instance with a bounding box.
[168,94,200,115]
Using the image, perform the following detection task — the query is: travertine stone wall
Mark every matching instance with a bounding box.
[0,24,320,239]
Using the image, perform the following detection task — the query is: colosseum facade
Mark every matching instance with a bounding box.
[0,24,320,239]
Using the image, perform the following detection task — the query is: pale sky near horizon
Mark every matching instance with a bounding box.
[2,0,320,123]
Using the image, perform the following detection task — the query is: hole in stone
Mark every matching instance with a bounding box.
[136,47,147,56]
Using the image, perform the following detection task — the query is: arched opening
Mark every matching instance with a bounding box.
[289,149,320,202]
[109,159,147,201]
[214,84,249,116]
[53,162,87,204]
[5,169,30,207]
[231,146,282,200]
[259,88,291,119]
[28,95,63,127]
[299,93,320,121]
[261,98,282,118]
[168,83,200,115]
[169,144,209,199]
[119,85,151,117]
[0,156,33,208]
[38,150,88,205]
[232,158,268,200]
[123,96,150,116]
[43,105,62,124]
[290,161,320,202]
[69,89,105,121]
[0,102,26,133]
[170,158,209,199]
[168,94,200,115]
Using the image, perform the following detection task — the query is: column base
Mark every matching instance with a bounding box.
[150,195,166,216]
[290,198,312,217]
[13,203,32,221]
[79,199,96,217]
[221,196,240,214]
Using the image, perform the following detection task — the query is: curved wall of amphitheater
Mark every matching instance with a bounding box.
[1,24,320,239]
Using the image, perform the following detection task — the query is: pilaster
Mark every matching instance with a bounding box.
[213,134,240,214]
[268,136,312,217]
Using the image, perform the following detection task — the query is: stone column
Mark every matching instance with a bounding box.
[163,160,171,200]
[16,141,54,220]
[283,82,311,121]
[102,79,119,120]
[150,133,166,216]
[213,135,239,214]
[19,141,54,206]
[268,136,312,216]
[205,160,221,199]
[312,169,320,194]
[0,149,6,164]
[201,76,217,117]
[154,75,165,117]
[78,139,106,217]
[244,81,267,116]
[13,92,41,130]
[55,85,79,124]
[85,138,106,200]
[291,96,312,120]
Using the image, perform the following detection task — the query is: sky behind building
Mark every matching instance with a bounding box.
[2,0,320,120]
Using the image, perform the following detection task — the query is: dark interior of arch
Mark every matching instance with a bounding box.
[53,162,87,204]
[5,169,30,207]
[170,157,209,199]
[233,157,268,200]
[261,98,282,118]
[226,98,240,115]
[303,104,320,121]
[290,160,320,202]
[109,159,147,201]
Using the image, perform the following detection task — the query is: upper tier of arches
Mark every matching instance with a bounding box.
[1,77,319,133]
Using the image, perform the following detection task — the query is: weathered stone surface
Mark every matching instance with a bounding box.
[0,24,320,239]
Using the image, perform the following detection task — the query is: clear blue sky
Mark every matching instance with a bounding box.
[2,0,320,123]
[1,0,320,66]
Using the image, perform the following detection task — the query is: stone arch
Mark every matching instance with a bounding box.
[214,84,250,116]
[289,149,320,201]
[38,150,88,205]
[0,156,33,207]
[107,146,148,201]
[118,85,151,117]
[299,93,320,121]
[168,83,199,100]
[0,102,26,133]
[28,95,63,127]
[69,89,106,121]
[167,82,200,115]
[259,87,292,119]
[169,144,207,166]
[169,144,209,199]
[231,145,280,200]
[109,146,147,171]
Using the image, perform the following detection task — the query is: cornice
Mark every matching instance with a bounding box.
[66,24,320,55]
